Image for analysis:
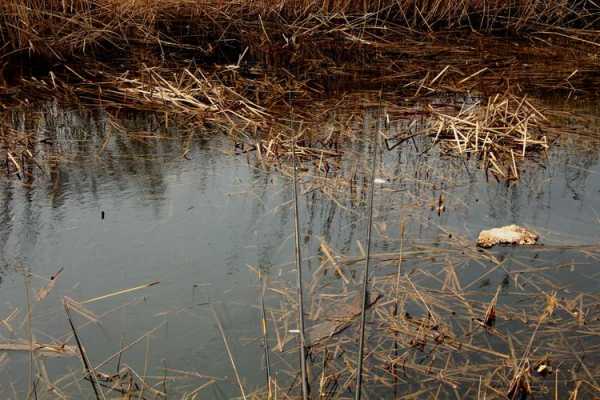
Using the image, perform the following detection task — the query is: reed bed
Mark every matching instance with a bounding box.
[0,82,592,185]
[0,0,598,185]
[1,0,599,63]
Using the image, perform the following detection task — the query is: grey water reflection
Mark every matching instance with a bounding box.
[0,100,597,398]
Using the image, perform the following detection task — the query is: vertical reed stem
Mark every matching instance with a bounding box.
[354,108,379,400]
[259,271,273,399]
[292,136,310,400]
[25,272,34,400]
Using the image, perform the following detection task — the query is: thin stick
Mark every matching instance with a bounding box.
[393,221,405,399]
[211,306,247,400]
[259,272,273,399]
[354,108,379,400]
[25,272,35,400]
[63,299,104,400]
[137,335,151,400]
[80,281,159,305]
[292,135,310,400]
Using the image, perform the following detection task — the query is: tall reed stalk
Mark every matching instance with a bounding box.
[292,134,310,400]
[259,271,273,399]
[354,108,379,400]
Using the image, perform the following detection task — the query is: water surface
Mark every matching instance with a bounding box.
[0,99,598,398]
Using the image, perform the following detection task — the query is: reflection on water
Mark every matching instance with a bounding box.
[0,100,598,398]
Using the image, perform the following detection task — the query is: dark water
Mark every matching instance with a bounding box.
[0,99,599,398]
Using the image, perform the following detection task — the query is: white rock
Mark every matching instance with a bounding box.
[477,224,538,248]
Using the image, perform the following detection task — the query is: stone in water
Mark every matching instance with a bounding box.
[477,224,538,248]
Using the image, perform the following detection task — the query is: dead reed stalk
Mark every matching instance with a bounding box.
[354,113,379,400]
[1,0,598,61]
[63,298,105,400]
[291,136,310,400]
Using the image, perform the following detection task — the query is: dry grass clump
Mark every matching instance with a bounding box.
[89,66,271,129]
[430,94,551,179]
[0,0,167,58]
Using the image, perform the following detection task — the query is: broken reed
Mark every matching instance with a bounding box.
[0,116,45,183]
[7,277,186,399]
[261,236,600,399]
[0,87,564,184]
[430,94,550,180]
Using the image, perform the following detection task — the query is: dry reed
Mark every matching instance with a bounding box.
[1,0,598,61]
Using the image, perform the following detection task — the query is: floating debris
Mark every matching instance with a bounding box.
[0,342,77,358]
[477,224,539,248]
[35,267,64,302]
[475,285,501,328]
[431,94,550,179]
[533,358,553,377]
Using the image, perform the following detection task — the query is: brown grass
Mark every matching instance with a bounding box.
[1,0,598,60]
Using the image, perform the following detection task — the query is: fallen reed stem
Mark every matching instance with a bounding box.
[80,281,160,305]
[211,306,247,400]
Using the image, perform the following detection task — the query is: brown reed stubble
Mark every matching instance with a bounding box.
[1,0,598,60]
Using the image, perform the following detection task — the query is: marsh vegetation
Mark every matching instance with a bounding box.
[0,1,599,399]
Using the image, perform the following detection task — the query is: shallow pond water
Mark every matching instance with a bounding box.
[0,98,599,398]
